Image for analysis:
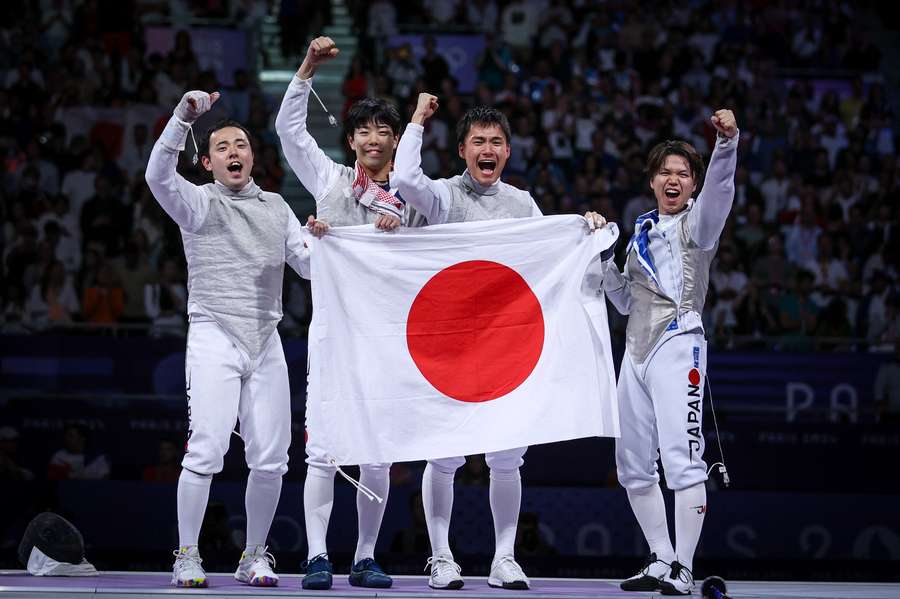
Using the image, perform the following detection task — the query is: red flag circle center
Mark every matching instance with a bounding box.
[406,260,545,403]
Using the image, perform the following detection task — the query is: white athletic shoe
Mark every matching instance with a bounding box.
[426,554,464,590]
[659,560,694,596]
[488,555,530,590]
[620,552,670,591]
[171,546,208,588]
[234,545,279,587]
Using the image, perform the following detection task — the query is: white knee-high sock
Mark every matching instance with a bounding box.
[354,464,390,563]
[674,482,706,572]
[245,470,282,550]
[422,462,456,557]
[304,466,335,559]
[177,469,212,548]
[489,467,521,561]
[626,484,675,562]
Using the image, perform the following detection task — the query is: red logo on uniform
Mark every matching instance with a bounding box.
[688,368,701,386]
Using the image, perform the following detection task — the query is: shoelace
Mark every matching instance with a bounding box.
[425,556,461,577]
[246,546,276,572]
[301,552,329,572]
[669,562,693,584]
[172,549,203,573]
[640,554,670,576]
[492,555,524,577]
[355,558,384,573]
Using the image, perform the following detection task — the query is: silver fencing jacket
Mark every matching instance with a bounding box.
[393,123,542,224]
[275,74,408,226]
[604,132,739,365]
[145,115,310,361]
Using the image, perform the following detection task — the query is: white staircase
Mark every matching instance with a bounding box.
[258,0,357,216]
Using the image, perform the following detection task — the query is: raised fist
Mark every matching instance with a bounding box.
[412,93,439,125]
[711,109,738,138]
[298,37,340,79]
[174,90,220,123]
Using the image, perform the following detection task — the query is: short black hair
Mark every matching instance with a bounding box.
[456,106,511,146]
[344,97,401,139]
[645,140,705,184]
[199,119,253,158]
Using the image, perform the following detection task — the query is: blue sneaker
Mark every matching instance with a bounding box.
[301,553,333,590]
[349,558,393,588]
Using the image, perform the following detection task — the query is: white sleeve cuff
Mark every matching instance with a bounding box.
[158,115,192,152]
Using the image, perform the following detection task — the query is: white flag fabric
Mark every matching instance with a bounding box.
[305,215,620,465]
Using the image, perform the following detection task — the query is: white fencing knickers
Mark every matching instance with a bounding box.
[616,331,708,491]
[182,317,290,476]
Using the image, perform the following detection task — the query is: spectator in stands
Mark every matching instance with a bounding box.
[47,424,110,480]
[384,44,420,105]
[0,426,34,481]
[805,233,850,307]
[115,238,154,324]
[80,174,129,256]
[142,438,181,483]
[778,270,819,347]
[119,123,153,185]
[500,0,540,58]
[82,261,125,325]
[422,0,460,26]
[711,245,749,337]
[466,0,499,34]
[784,196,823,266]
[858,270,896,346]
[420,36,450,94]
[61,150,100,219]
[1,285,29,334]
[40,215,81,274]
[734,202,767,262]
[144,257,187,337]
[25,260,80,329]
[733,280,778,341]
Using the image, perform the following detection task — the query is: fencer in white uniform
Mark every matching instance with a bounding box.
[392,93,545,591]
[145,91,310,589]
[601,110,739,596]
[273,36,406,591]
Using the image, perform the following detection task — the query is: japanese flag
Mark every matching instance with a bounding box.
[305,215,620,465]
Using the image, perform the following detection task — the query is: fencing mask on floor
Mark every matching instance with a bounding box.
[18,512,97,576]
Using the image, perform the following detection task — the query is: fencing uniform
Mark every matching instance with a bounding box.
[145,114,310,576]
[274,75,402,572]
[603,132,738,588]
[393,122,541,588]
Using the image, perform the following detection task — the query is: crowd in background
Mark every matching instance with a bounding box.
[349,0,898,350]
[0,0,298,337]
[1,0,897,352]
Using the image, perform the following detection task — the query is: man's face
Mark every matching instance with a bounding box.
[202,126,253,190]
[651,154,696,215]
[348,121,398,173]
[459,123,510,187]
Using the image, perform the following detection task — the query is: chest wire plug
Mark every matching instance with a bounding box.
[188,124,200,166]
[310,84,338,127]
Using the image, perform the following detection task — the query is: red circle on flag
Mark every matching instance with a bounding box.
[406,260,544,402]
[689,368,701,386]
